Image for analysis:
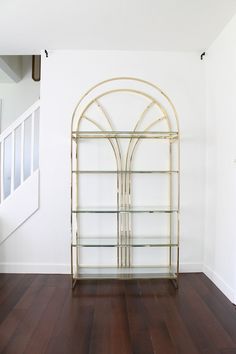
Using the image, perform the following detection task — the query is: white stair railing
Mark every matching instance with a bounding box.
[0,100,40,203]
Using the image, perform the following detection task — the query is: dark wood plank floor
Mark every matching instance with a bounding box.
[0,273,235,354]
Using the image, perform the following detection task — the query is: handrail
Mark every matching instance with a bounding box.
[0,100,40,142]
[0,100,40,203]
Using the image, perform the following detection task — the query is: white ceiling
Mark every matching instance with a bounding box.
[0,0,236,53]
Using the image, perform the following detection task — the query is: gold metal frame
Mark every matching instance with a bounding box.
[71,77,180,288]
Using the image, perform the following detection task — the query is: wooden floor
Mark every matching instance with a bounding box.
[0,274,235,354]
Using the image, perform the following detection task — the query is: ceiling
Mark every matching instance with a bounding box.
[0,0,236,53]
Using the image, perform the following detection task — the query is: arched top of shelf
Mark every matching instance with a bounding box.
[71,77,179,137]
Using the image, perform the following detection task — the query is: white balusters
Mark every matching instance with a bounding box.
[30,112,35,176]
[20,121,25,185]
[0,101,40,203]
[10,130,15,195]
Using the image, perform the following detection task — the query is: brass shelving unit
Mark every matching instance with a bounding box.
[71,77,180,288]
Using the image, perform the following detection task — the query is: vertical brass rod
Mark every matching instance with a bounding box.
[128,169,131,267]
[117,174,120,267]
[177,135,180,282]
[169,140,172,272]
[75,138,79,277]
[71,244,74,288]
[70,137,73,283]
[176,245,180,288]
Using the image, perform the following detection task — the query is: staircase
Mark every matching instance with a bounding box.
[0,101,40,244]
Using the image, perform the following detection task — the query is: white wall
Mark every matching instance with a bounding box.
[0,55,22,82]
[0,51,206,274]
[0,56,40,132]
[205,14,236,303]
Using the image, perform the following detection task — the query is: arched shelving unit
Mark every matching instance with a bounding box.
[71,77,180,288]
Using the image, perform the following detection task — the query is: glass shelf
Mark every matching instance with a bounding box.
[72,236,178,248]
[72,170,179,174]
[74,266,177,280]
[72,131,178,140]
[72,206,178,214]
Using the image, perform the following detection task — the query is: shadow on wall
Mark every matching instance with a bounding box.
[0,55,40,132]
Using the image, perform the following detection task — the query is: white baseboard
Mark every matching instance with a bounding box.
[0,262,70,274]
[1,262,234,303]
[203,264,236,304]
[0,262,202,274]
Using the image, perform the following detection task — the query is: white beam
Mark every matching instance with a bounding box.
[0,56,22,82]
